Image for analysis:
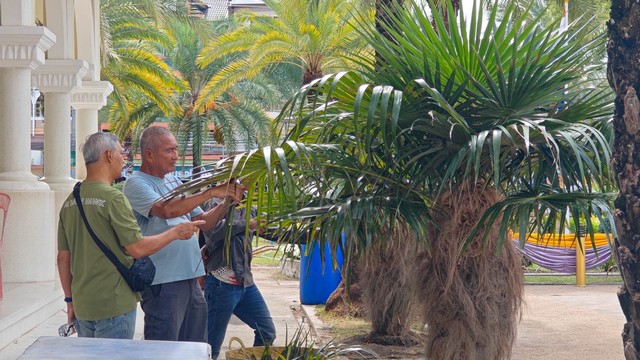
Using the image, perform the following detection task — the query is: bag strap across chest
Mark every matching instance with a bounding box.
[72,182,131,280]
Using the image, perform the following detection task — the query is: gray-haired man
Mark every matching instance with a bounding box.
[57,132,204,339]
[123,126,244,342]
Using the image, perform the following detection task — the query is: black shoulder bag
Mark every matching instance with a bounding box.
[73,182,155,292]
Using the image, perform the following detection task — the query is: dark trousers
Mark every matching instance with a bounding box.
[141,278,207,342]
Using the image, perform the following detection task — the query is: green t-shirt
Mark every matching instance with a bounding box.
[58,181,144,321]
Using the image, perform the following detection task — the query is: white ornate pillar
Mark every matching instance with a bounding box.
[71,0,112,180]
[0,17,57,281]
[0,27,54,187]
[32,60,87,195]
[71,81,112,180]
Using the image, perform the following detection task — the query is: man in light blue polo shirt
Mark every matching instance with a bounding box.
[123,126,244,342]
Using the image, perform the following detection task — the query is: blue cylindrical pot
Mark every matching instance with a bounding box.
[299,239,343,305]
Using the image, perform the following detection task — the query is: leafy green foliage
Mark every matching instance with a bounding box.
[158,16,276,168]
[101,3,288,169]
[196,0,371,110]
[100,0,185,137]
[169,0,615,264]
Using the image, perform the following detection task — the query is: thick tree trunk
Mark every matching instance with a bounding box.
[375,0,401,68]
[375,0,397,43]
[607,2,640,358]
[360,226,421,342]
[325,225,421,344]
[302,65,323,102]
[420,184,523,360]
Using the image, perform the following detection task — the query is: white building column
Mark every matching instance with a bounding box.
[32,60,88,199]
[72,1,112,180]
[0,68,38,184]
[71,81,113,180]
[0,27,54,187]
[0,24,58,282]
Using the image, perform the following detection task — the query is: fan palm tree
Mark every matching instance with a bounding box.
[353,6,614,357]
[492,0,609,62]
[194,0,370,112]
[167,0,615,357]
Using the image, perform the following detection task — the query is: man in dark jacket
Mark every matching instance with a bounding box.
[200,198,276,360]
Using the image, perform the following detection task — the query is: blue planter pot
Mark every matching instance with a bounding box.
[299,237,344,305]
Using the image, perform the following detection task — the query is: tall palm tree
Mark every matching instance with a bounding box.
[100,0,185,172]
[195,0,369,112]
[158,16,276,173]
[607,0,640,358]
[102,3,284,173]
[100,0,186,124]
[167,0,615,357]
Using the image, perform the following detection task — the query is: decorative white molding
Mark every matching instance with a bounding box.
[32,59,88,93]
[71,80,113,109]
[31,73,77,92]
[0,26,56,69]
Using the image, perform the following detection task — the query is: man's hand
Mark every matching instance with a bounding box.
[66,303,76,324]
[249,218,268,232]
[208,181,246,203]
[173,220,206,239]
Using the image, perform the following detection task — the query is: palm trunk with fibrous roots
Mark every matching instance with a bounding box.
[419,183,524,359]
[360,225,422,343]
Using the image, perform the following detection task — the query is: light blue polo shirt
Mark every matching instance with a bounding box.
[123,171,205,284]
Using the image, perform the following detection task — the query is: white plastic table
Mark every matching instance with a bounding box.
[18,336,211,359]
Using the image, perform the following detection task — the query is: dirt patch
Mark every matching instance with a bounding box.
[337,332,426,359]
[311,306,426,359]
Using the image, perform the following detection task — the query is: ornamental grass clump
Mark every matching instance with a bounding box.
[226,326,380,360]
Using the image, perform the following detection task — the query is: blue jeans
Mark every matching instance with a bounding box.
[204,276,276,360]
[77,308,136,339]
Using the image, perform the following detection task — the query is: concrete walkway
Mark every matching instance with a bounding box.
[513,284,624,360]
[0,267,628,359]
[0,266,302,360]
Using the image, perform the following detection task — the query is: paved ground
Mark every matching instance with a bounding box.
[513,284,624,360]
[0,267,302,360]
[0,267,627,359]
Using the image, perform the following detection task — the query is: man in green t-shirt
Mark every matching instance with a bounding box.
[57,132,204,339]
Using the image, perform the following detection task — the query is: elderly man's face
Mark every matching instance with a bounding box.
[103,142,126,180]
[149,134,179,175]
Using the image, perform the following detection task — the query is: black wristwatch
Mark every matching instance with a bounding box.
[64,297,72,303]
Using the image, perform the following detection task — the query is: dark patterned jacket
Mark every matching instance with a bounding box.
[200,199,257,287]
